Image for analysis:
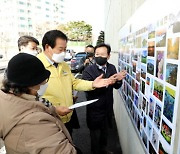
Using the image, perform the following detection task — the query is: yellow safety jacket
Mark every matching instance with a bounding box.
[37,52,93,123]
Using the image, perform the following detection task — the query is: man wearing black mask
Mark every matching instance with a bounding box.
[82,43,127,154]
[78,45,95,73]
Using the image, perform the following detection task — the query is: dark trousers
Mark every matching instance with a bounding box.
[90,121,108,154]
[65,109,80,137]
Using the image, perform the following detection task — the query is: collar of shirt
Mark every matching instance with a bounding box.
[96,64,107,73]
[44,54,59,68]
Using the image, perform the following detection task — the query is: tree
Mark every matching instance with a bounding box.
[96,31,104,45]
[57,21,92,44]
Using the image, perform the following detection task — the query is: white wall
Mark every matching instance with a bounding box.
[105,0,145,153]
[109,52,145,154]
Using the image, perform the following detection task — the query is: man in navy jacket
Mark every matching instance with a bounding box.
[82,43,126,154]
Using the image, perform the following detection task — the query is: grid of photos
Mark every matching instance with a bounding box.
[118,10,180,154]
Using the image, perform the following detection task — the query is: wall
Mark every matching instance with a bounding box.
[109,53,145,154]
[106,0,180,154]
[105,0,145,153]
[104,0,145,51]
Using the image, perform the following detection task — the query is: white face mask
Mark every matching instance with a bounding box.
[52,52,66,63]
[37,83,48,96]
[23,50,38,56]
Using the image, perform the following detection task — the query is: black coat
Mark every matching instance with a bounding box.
[82,63,122,130]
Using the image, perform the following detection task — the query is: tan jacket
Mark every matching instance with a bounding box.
[0,90,76,154]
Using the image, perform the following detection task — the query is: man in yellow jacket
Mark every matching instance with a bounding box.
[37,30,112,135]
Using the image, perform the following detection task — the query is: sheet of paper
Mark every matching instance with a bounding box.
[69,99,99,109]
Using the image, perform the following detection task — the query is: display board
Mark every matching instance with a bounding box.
[118,0,180,153]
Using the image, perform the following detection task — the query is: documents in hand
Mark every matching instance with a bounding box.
[69,99,98,109]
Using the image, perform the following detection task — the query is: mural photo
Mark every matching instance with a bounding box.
[166,63,178,87]
[167,37,179,60]
[163,86,176,123]
[147,59,154,75]
[153,80,164,102]
[156,51,164,80]
[148,41,155,57]
[156,28,167,47]
[161,120,172,144]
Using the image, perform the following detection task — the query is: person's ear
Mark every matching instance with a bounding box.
[20,46,25,51]
[107,53,110,60]
[45,44,49,50]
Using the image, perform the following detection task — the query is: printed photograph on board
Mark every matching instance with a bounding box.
[167,37,179,60]
[156,51,164,80]
[148,24,156,39]
[148,41,155,57]
[147,59,155,75]
[154,103,162,129]
[149,97,155,120]
[152,128,159,150]
[135,36,142,48]
[149,141,157,154]
[140,80,145,94]
[153,80,164,102]
[147,120,153,138]
[133,61,137,73]
[136,70,141,82]
[142,34,148,48]
[166,63,178,86]
[141,64,147,79]
[168,11,180,34]
[141,50,148,64]
[142,130,148,148]
[163,86,176,123]
[161,120,172,144]
[159,142,169,154]
[156,28,167,47]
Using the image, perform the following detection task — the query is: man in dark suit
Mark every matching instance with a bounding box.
[82,43,126,154]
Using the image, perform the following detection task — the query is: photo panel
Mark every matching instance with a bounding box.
[149,141,157,154]
[142,34,148,48]
[156,51,164,80]
[159,141,170,154]
[140,80,146,95]
[148,41,155,57]
[161,120,172,145]
[153,80,164,102]
[148,24,156,39]
[149,97,155,121]
[166,63,178,87]
[142,129,148,148]
[163,86,176,123]
[141,64,147,79]
[156,28,167,47]
[154,103,162,130]
[147,59,155,75]
[167,37,179,60]
[147,120,153,138]
[152,128,159,151]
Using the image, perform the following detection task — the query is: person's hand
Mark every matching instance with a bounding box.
[92,74,111,88]
[113,70,127,81]
[84,59,90,65]
[108,74,118,85]
[56,106,73,116]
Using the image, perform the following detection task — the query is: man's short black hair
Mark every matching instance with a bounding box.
[86,45,94,49]
[18,36,39,51]
[42,30,68,50]
[94,43,111,55]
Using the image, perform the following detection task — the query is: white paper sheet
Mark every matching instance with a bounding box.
[69,99,99,109]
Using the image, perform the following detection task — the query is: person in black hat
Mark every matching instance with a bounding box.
[0,53,78,154]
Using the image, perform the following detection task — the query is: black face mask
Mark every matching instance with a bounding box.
[95,57,107,66]
[86,52,94,58]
